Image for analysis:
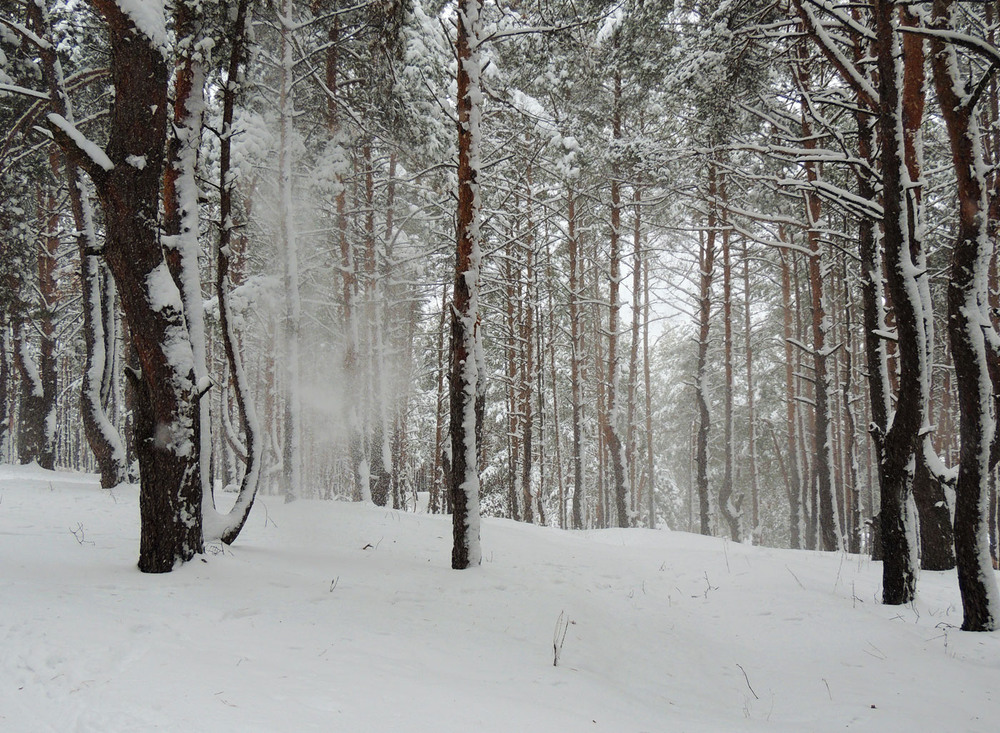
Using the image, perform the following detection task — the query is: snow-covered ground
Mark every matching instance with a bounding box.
[1,464,997,732]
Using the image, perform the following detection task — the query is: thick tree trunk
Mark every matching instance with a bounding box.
[54,0,203,572]
[875,0,920,604]
[929,0,1000,630]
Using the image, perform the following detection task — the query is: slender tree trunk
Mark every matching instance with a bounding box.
[212,0,261,544]
[568,185,585,529]
[643,238,655,529]
[743,238,759,542]
[781,245,803,549]
[719,175,740,541]
[431,280,449,514]
[38,163,58,470]
[278,0,302,503]
[450,0,484,568]
[695,166,717,536]
[626,183,642,513]
[604,72,630,529]
[798,58,840,551]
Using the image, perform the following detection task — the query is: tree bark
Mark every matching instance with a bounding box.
[450,0,484,568]
[53,0,204,572]
[929,0,1000,630]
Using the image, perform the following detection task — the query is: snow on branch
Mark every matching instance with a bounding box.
[45,113,114,174]
[0,16,53,50]
[0,83,50,101]
[899,26,1000,69]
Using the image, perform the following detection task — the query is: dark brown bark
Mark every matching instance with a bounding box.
[798,55,839,551]
[55,0,203,572]
[929,0,1000,630]
[875,0,919,603]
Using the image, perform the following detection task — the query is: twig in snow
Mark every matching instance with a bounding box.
[69,523,93,546]
[329,576,339,592]
[785,565,804,589]
[702,572,718,598]
[822,678,833,700]
[736,663,759,700]
[833,552,845,591]
[553,611,572,667]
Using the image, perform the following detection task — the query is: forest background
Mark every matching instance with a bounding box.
[2,0,1000,630]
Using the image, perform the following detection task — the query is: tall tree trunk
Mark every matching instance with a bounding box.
[626,183,642,514]
[719,175,740,541]
[212,0,261,545]
[875,0,926,604]
[51,0,203,572]
[278,0,302,503]
[568,185,585,529]
[521,178,536,523]
[743,238,759,542]
[643,236,656,529]
[781,244,803,549]
[798,58,840,551]
[604,72,630,529]
[163,0,212,501]
[898,6,956,572]
[450,0,484,568]
[929,0,1000,630]
[695,165,717,537]
[38,162,58,470]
